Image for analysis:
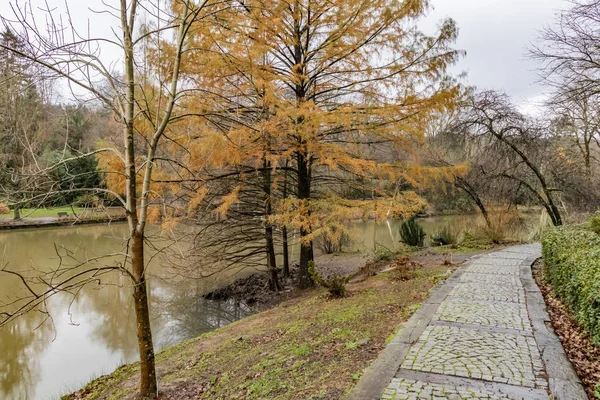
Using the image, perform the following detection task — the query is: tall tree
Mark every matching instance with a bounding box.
[0,1,213,397]
[181,0,463,287]
[0,30,48,218]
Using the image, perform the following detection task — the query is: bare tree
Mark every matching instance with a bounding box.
[531,0,600,100]
[457,91,564,226]
[0,1,214,397]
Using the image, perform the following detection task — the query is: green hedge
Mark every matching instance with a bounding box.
[542,226,600,344]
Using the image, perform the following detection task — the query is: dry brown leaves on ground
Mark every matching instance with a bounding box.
[534,261,600,399]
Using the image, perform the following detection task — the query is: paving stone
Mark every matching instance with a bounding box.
[459,273,522,286]
[467,264,520,275]
[448,282,525,303]
[400,326,546,388]
[434,299,531,331]
[382,377,534,399]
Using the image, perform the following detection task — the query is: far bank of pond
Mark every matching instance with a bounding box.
[0,213,542,399]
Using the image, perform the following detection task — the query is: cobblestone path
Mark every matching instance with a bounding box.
[350,244,586,400]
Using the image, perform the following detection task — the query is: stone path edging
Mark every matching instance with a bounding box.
[348,256,474,400]
[348,244,587,400]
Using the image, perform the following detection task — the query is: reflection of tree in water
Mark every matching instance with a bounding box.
[0,313,52,399]
[72,277,139,362]
[156,281,258,346]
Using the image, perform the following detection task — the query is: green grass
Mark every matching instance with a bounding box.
[64,262,452,400]
[0,207,92,219]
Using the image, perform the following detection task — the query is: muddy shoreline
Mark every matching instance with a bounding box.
[203,252,371,306]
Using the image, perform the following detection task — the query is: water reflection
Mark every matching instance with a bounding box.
[0,223,260,400]
[156,283,257,347]
[0,314,52,400]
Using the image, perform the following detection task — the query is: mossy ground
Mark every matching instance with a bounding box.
[65,256,459,400]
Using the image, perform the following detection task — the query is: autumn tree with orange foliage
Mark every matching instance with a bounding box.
[173,0,464,287]
[0,1,224,398]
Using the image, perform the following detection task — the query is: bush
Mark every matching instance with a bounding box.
[0,203,9,214]
[390,256,421,281]
[542,226,600,344]
[399,219,426,247]
[74,194,100,208]
[315,228,353,254]
[308,261,350,297]
[431,226,457,247]
[372,246,400,263]
[589,213,600,235]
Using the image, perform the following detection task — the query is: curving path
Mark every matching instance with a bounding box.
[349,244,587,400]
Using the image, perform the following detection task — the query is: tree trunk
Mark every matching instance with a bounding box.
[297,151,313,289]
[13,202,20,220]
[281,162,290,278]
[131,232,158,399]
[455,177,491,229]
[282,225,290,278]
[492,133,563,226]
[263,160,281,291]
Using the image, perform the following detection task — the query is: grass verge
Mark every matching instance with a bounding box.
[64,258,454,400]
[0,206,87,218]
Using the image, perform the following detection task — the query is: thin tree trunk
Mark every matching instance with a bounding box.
[282,225,290,278]
[131,231,157,398]
[13,202,20,220]
[281,162,290,277]
[455,177,491,229]
[297,151,313,289]
[491,131,563,226]
[263,159,281,291]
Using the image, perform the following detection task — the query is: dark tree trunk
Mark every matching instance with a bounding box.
[281,163,290,278]
[297,151,313,289]
[492,132,563,226]
[282,225,290,278]
[263,160,281,291]
[131,232,157,399]
[13,202,20,220]
[455,177,491,229]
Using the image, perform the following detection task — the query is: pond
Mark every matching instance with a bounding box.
[0,212,541,399]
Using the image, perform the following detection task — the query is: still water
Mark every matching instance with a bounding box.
[0,214,539,399]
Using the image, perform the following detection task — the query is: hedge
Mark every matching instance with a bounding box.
[542,226,600,344]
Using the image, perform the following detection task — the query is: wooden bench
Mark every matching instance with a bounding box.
[57,212,68,218]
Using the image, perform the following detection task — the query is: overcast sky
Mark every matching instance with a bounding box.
[0,0,569,109]
[427,0,568,111]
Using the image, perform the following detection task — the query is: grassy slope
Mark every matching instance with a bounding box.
[66,263,453,400]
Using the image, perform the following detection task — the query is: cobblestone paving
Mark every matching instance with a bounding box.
[459,273,521,285]
[467,264,520,275]
[434,299,530,331]
[382,378,532,400]
[381,245,552,399]
[400,325,544,387]
[448,282,525,303]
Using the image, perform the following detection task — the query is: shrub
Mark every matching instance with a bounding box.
[589,213,600,235]
[315,228,353,254]
[308,261,350,297]
[0,203,9,214]
[372,246,400,263]
[74,194,100,208]
[399,219,426,247]
[542,226,600,344]
[431,226,457,247]
[390,256,421,281]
